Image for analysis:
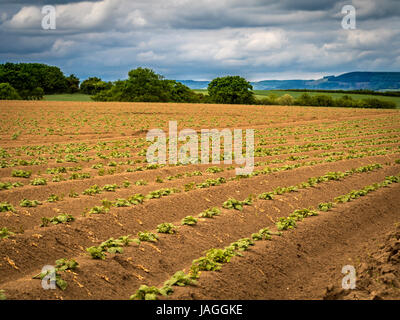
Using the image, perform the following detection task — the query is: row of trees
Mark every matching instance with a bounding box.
[0,63,254,104]
[0,63,81,99]
[91,68,201,103]
[0,62,396,108]
[91,70,256,104]
[256,93,397,109]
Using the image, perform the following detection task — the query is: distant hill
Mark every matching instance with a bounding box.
[178,72,400,91]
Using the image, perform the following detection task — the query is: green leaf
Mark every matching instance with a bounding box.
[56,277,67,291]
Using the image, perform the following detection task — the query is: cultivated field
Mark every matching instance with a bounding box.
[0,100,400,300]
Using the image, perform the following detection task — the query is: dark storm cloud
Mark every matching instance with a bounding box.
[0,0,398,81]
[0,0,100,4]
[277,0,338,11]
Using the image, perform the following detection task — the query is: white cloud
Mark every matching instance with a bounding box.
[0,0,398,80]
[4,6,41,29]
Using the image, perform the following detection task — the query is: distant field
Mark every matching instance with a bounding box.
[44,93,92,101]
[44,90,400,108]
[255,90,400,107]
[194,89,208,95]
[194,89,400,108]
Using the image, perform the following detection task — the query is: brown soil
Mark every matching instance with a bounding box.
[170,183,400,300]
[0,101,399,300]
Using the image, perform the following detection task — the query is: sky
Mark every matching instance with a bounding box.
[0,0,399,81]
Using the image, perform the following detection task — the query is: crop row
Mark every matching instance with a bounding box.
[130,172,400,300]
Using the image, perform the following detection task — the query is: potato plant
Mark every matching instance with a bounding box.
[11,169,31,178]
[40,213,74,227]
[0,227,14,239]
[146,188,180,199]
[47,194,63,202]
[130,285,163,300]
[222,197,252,211]
[83,185,102,195]
[68,190,79,198]
[102,184,119,192]
[138,231,159,242]
[33,258,79,291]
[134,179,147,186]
[251,228,278,241]
[318,202,334,212]
[206,166,224,173]
[114,198,131,207]
[181,215,198,226]
[198,207,220,218]
[122,180,131,188]
[0,182,23,190]
[88,205,109,215]
[20,199,42,207]
[196,177,226,188]
[157,223,177,234]
[228,238,255,252]
[30,178,47,186]
[86,235,137,259]
[258,192,274,200]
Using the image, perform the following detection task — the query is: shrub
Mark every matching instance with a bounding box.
[0,83,21,100]
[276,94,295,105]
[360,98,396,109]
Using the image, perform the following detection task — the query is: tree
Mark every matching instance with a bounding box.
[92,68,201,103]
[30,87,44,100]
[80,77,111,95]
[276,94,295,105]
[207,76,255,104]
[0,83,21,100]
[165,80,201,103]
[0,63,68,97]
[123,68,170,102]
[65,74,80,93]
